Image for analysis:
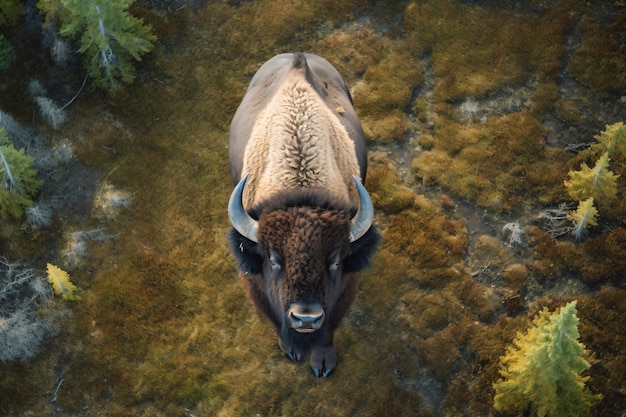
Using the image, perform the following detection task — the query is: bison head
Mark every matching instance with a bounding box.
[227,175,379,366]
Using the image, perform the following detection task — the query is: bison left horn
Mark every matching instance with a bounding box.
[228,173,259,242]
[228,173,374,243]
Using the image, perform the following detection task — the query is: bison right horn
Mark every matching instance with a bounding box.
[228,173,259,243]
[349,175,374,242]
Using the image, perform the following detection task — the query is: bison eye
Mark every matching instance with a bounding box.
[328,249,342,272]
[268,249,283,272]
[269,258,281,271]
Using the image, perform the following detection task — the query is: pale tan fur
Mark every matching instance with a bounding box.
[242,78,361,210]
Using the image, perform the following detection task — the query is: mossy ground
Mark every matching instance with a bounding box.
[1,0,626,416]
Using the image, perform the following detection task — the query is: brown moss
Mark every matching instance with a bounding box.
[447,275,500,322]
[315,28,390,84]
[385,208,468,271]
[555,98,585,125]
[416,324,463,381]
[502,263,529,291]
[349,377,427,417]
[366,154,416,214]
[369,153,468,287]
[577,288,626,416]
[472,234,509,263]
[527,226,582,280]
[42,250,199,410]
[318,29,423,143]
[361,110,411,142]
[414,111,570,210]
[439,373,475,415]
[430,121,470,155]
[215,1,322,58]
[354,49,423,115]
[464,315,530,414]
[412,149,452,186]
[413,97,430,121]
[579,228,626,283]
[417,132,435,149]
[420,265,467,288]
[398,290,463,338]
[439,194,456,210]
[403,1,580,210]
[530,80,561,115]
[568,10,626,95]
[316,0,369,24]
[0,362,43,413]
[597,149,626,220]
[342,42,421,142]
[360,248,424,310]
[403,1,572,102]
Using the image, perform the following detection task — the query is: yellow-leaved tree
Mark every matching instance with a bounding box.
[493,301,601,417]
[563,122,625,239]
[567,197,598,241]
[47,263,81,301]
[564,152,618,203]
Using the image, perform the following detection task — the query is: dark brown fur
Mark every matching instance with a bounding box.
[239,203,360,365]
[228,189,379,376]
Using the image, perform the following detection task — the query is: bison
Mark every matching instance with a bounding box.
[227,52,380,377]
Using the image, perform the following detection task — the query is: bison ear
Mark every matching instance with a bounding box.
[228,227,263,274]
[343,226,381,273]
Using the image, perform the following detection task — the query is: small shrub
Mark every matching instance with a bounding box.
[34,96,67,129]
[0,258,55,362]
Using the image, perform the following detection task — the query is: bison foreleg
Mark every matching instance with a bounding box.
[278,329,336,377]
[310,340,336,378]
[278,336,304,361]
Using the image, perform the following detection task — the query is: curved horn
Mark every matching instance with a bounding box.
[349,175,374,242]
[228,173,259,243]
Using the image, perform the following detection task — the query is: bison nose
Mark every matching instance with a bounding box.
[287,304,325,333]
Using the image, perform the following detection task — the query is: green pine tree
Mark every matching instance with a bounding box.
[493,301,601,417]
[0,0,23,71]
[0,127,41,219]
[38,0,156,89]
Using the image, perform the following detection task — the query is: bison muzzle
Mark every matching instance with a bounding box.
[227,52,380,377]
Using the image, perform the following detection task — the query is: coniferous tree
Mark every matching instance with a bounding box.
[0,0,23,71]
[564,152,618,203]
[493,301,601,417]
[38,0,156,89]
[0,127,41,219]
[593,121,626,156]
[563,122,625,238]
[567,197,598,241]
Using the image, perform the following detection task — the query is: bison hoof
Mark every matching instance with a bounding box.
[312,367,332,378]
[310,345,336,378]
[285,351,303,361]
[279,338,303,361]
